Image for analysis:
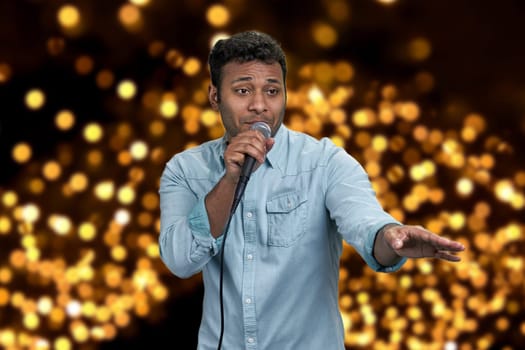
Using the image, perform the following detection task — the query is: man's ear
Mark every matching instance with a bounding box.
[208,85,219,110]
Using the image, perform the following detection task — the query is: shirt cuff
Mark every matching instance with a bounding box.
[364,221,407,273]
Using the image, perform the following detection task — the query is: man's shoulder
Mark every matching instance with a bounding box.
[174,137,223,156]
[282,126,339,153]
[166,137,224,170]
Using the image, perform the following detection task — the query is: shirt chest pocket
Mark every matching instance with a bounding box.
[266,192,308,247]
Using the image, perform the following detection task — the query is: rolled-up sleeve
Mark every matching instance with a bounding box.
[363,223,407,272]
[188,197,222,256]
[158,157,221,279]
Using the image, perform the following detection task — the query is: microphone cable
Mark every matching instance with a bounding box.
[217,182,246,350]
[217,207,234,350]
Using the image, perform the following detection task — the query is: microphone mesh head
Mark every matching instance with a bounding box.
[251,121,272,139]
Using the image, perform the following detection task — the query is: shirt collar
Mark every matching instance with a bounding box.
[265,124,287,170]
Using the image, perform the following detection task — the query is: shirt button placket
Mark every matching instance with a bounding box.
[242,202,257,349]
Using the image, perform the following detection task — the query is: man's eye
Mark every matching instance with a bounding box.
[236,88,250,94]
[267,88,279,95]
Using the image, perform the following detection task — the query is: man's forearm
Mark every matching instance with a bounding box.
[205,176,237,238]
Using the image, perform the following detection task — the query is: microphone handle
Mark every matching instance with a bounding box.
[229,121,270,214]
[231,156,256,214]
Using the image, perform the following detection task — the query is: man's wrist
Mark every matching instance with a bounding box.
[373,223,402,267]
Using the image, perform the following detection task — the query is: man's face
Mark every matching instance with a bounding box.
[209,60,286,139]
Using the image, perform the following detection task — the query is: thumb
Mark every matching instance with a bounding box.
[392,239,403,250]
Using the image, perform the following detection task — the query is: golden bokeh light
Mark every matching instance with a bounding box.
[312,22,338,48]
[160,93,179,118]
[78,222,97,241]
[0,63,11,83]
[117,186,136,205]
[118,4,143,31]
[12,143,32,164]
[48,214,73,235]
[57,5,81,29]
[55,110,76,131]
[206,4,230,27]
[334,61,355,83]
[96,69,115,89]
[408,37,432,61]
[201,109,219,127]
[130,0,151,6]
[117,79,137,100]
[47,37,66,56]
[130,141,148,160]
[83,123,104,143]
[209,32,230,50]
[353,108,376,127]
[74,55,94,75]
[25,89,45,110]
[182,57,202,76]
[42,161,62,181]
[326,0,351,22]
[94,181,115,201]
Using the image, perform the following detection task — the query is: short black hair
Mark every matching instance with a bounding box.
[208,31,287,90]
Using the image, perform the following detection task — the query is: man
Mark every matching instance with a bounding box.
[158,30,465,350]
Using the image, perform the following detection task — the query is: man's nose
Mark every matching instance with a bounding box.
[248,92,268,114]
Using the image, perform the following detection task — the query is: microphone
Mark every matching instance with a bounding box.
[230,121,272,214]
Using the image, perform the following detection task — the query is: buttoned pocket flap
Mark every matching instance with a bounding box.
[266,192,307,214]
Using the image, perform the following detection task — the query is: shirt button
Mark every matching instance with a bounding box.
[247,337,255,344]
[246,212,253,218]
[246,254,253,260]
[245,298,252,304]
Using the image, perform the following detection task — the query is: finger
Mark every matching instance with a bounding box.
[434,238,465,252]
[265,138,275,152]
[228,143,262,164]
[236,133,268,162]
[416,228,465,250]
[435,251,462,262]
[392,238,404,250]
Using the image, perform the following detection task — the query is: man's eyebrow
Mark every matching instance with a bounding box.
[231,76,252,83]
[266,78,282,84]
[230,77,282,84]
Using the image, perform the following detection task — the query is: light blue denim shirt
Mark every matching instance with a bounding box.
[159,125,406,350]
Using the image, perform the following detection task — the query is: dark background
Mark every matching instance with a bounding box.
[1,0,524,349]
